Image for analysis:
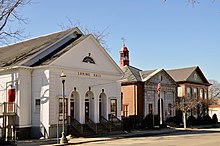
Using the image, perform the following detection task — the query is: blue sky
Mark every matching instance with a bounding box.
[18,0,220,82]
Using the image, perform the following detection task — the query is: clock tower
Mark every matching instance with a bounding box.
[120,43,129,67]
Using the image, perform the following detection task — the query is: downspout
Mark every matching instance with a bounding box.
[30,69,33,132]
[134,84,137,115]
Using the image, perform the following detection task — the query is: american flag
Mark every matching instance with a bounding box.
[157,82,161,97]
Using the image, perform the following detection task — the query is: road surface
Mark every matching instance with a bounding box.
[81,130,220,146]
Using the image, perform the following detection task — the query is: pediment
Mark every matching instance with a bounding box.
[50,35,123,77]
[187,70,204,84]
[145,69,176,85]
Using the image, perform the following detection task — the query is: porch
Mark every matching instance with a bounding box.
[0,102,18,141]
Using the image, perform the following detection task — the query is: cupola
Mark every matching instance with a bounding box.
[120,43,129,67]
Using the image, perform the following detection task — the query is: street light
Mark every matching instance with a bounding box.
[60,71,68,144]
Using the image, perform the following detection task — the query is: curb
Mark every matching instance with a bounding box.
[66,129,179,145]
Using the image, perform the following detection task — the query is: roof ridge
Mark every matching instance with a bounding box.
[141,69,161,82]
[167,66,198,71]
[127,65,142,71]
[127,66,138,81]
[0,28,79,48]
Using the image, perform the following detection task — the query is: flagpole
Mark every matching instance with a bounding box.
[157,81,162,126]
[153,91,155,128]
[160,97,162,125]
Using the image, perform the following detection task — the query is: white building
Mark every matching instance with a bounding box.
[0,28,123,139]
[209,105,220,122]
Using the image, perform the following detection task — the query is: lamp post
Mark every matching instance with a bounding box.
[60,71,68,144]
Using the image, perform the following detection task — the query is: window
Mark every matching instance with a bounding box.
[83,56,95,64]
[194,73,198,80]
[193,88,198,98]
[168,104,172,116]
[58,97,68,121]
[124,105,129,117]
[204,90,207,99]
[186,87,191,97]
[110,99,117,116]
[148,104,153,114]
[192,107,197,116]
[200,89,204,99]
[178,87,183,97]
[35,99,40,113]
[83,53,95,64]
[121,92,123,111]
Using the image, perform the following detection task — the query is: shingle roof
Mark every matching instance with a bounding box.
[121,65,142,82]
[140,69,157,81]
[121,65,161,83]
[0,28,82,69]
[166,66,210,85]
[166,66,197,82]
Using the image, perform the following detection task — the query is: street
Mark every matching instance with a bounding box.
[80,130,220,146]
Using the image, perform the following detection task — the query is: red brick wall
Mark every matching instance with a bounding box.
[121,82,144,120]
[121,85,135,116]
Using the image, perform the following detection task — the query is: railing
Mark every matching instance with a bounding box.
[85,116,97,134]
[40,122,49,138]
[67,116,83,134]
[100,116,111,132]
[108,114,123,129]
[0,126,2,140]
[0,102,17,116]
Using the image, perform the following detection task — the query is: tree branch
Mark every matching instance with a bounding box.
[0,0,31,44]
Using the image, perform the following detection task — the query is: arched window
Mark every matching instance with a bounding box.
[83,53,95,64]
[83,56,95,64]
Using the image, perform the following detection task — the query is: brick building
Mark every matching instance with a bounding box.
[120,44,177,124]
[167,66,211,117]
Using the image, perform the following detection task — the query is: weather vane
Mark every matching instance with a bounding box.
[121,37,126,45]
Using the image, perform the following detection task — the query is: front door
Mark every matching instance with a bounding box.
[99,101,102,119]
[85,101,89,118]
[70,101,74,117]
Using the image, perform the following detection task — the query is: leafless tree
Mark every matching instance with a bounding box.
[0,0,31,44]
[60,18,111,51]
[176,96,204,129]
[208,79,220,105]
[209,79,220,97]
[163,0,219,6]
[163,0,199,3]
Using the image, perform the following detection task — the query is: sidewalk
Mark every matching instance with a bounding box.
[17,125,220,146]
[54,128,178,145]
[16,128,177,146]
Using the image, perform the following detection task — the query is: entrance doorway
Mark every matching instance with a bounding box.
[99,92,107,121]
[70,91,80,121]
[70,100,74,117]
[99,96,102,119]
[85,91,94,122]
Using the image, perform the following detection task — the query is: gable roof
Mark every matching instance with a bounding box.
[166,66,210,85]
[0,28,83,69]
[140,69,158,81]
[31,35,88,67]
[166,66,197,82]
[121,66,176,85]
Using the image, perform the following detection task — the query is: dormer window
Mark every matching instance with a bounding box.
[83,53,95,64]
